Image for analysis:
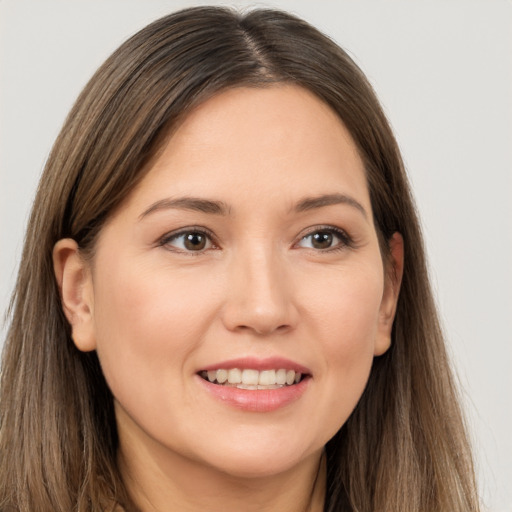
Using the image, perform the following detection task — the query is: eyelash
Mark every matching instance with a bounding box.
[158,227,218,254]
[295,225,354,252]
[158,225,354,254]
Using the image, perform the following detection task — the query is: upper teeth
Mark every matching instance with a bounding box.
[201,368,302,387]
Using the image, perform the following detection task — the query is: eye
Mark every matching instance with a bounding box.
[296,228,350,251]
[161,230,214,252]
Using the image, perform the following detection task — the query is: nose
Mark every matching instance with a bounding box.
[220,246,298,336]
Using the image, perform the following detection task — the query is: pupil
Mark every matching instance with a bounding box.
[184,233,206,250]
[312,232,332,249]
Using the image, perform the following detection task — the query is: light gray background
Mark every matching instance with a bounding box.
[1,1,511,510]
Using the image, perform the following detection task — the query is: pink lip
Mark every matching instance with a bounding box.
[199,356,311,374]
[196,357,311,413]
[196,374,310,413]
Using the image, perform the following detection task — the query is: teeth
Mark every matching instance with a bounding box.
[227,368,242,384]
[201,368,305,388]
[216,369,228,384]
[242,369,259,386]
[276,369,287,385]
[259,370,276,386]
[237,384,259,390]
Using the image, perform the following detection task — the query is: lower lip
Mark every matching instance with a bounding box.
[196,375,310,412]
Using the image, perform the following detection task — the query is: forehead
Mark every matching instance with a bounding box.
[124,84,370,215]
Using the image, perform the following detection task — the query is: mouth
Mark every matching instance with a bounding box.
[198,368,307,390]
[197,359,311,412]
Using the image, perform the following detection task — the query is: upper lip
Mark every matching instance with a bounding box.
[198,356,311,374]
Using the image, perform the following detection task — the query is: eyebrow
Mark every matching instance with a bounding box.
[294,193,368,219]
[139,192,367,221]
[139,197,229,220]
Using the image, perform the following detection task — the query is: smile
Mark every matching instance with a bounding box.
[199,368,304,389]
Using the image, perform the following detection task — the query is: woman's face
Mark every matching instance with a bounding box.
[65,85,401,479]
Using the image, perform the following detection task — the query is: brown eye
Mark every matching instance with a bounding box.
[184,232,207,250]
[310,231,333,249]
[163,230,213,252]
[297,228,349,251]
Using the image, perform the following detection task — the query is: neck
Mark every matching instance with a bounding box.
[118,428,326,512]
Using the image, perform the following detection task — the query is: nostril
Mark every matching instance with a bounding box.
[235,322,291,336]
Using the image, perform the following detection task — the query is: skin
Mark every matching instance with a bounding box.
[54,85,403,512]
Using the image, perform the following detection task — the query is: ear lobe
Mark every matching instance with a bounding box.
[374,232,404,356]
[53,238,97,352]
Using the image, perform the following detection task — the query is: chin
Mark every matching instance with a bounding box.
[195,435,319,480]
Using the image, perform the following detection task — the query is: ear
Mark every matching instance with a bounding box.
[374,232,404,356]
[53,238,97,352]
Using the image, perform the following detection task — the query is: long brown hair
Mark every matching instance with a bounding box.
[0,6,479,511]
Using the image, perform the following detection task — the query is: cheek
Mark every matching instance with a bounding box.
[329,271,383,368]
[90,257,219,401]
[305,261,384,347]
[302,264,383,428]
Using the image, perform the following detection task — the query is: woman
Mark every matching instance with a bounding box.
[0,6,480,511]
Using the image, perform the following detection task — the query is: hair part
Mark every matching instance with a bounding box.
[1,6,479,511]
